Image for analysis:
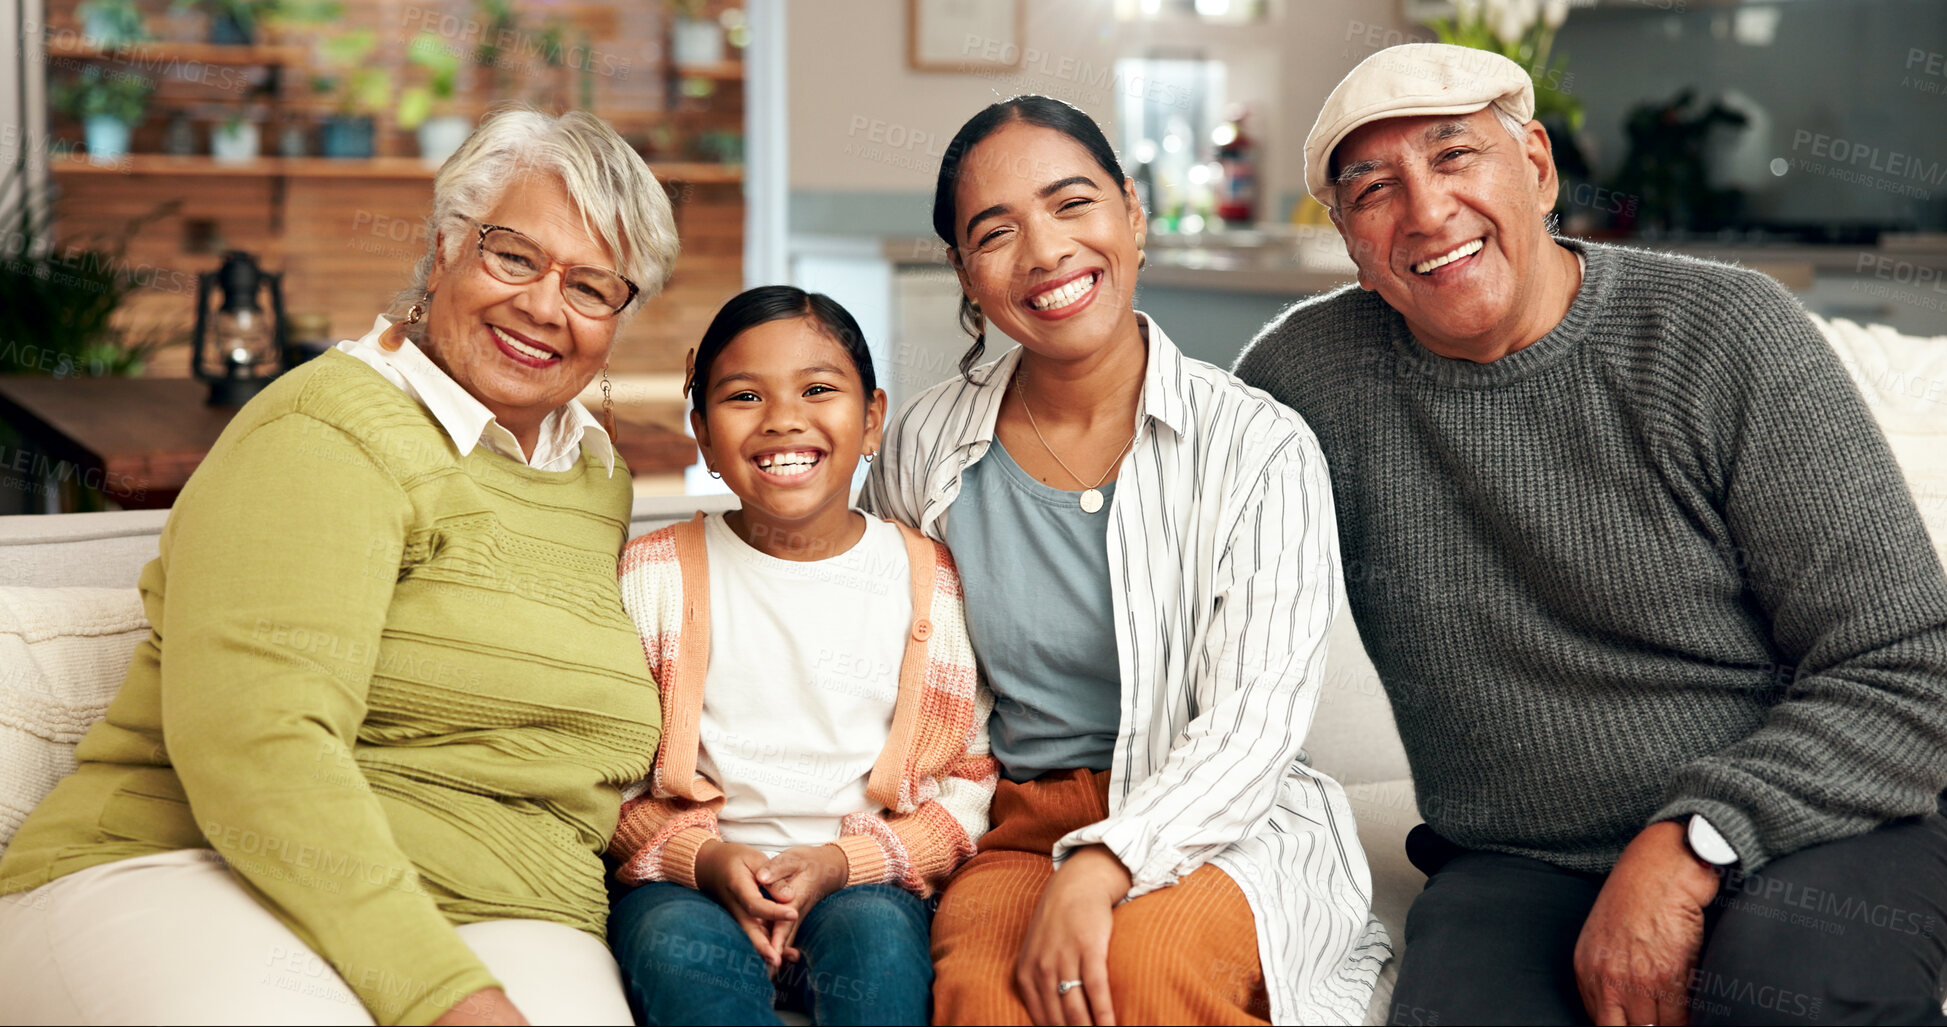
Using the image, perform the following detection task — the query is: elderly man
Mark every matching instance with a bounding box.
[1236,43,1947,1027]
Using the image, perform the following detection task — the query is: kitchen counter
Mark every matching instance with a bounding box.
[788,229,1947,378]
[813,228,1947,296]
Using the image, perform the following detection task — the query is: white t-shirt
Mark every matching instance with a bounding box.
[694,511,912,855]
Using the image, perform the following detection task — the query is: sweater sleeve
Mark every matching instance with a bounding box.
[609,795,721,890]
[1054,433,1341,897]
[836,687,997,896]
[160,412,499,1026]
[1651,278,1947,873]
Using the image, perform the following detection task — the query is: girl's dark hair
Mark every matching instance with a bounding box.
[931,95,1127,382]
[687,285,876,417]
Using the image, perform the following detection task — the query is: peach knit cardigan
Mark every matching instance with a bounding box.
[609,513,998,896]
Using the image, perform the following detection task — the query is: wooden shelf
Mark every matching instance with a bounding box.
[672,61,744,80]
[47,153,745,182]
[46,39,308,66]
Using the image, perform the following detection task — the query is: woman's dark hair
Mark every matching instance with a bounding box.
[931,96,1128,382]
[686,285,877,419]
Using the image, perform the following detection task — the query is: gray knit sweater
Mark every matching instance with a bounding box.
[1235,238,1947,875]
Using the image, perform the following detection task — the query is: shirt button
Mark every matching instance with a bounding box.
[911,619,933,641]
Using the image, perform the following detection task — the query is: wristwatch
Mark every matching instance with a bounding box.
[1685,814,1738,867]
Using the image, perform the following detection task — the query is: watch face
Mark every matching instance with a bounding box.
[1687,815,1738,866]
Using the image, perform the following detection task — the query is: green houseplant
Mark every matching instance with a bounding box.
[312,30,390,158]
[205,0,282,44]
[0,165,182,379]
[0,167,184,511]
[53,65,154,163]
[399,31,471,163]
[211,109,262,162]
[76,0,150,46]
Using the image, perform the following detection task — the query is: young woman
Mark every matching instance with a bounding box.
[862,96,1389,1025]
[606,286,998,1026]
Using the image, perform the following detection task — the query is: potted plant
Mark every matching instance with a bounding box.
[211,109,261,162]
[53,65,154,164]
[470,0,520,99]
[0,164,183,380]
[76,0,149,47]
[205,0,282,44]
[312,30,389,158]
[670,0,723,69]
[398,32,470,164]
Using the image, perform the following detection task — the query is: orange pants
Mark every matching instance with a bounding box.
[931,768,1270,1026]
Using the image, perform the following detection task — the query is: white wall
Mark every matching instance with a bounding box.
[786,0,1416,220]
[788,1,1121,197]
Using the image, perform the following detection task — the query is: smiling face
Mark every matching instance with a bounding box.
[1330,109,1564,358]
[691,316,887,555]
[421,171,621,445]
[950,121,1146,364]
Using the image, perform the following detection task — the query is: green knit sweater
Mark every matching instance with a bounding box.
[0,351,661,1025]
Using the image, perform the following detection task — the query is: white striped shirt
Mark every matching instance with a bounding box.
[862,315,1390,1024]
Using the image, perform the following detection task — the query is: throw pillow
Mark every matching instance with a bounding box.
[0,587,147,852]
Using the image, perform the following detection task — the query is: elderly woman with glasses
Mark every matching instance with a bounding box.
[0,108,678,1026]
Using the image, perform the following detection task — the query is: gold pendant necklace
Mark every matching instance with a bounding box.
[1017,371,1135,514]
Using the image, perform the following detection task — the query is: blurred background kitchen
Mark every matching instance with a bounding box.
[3,0,1943,511]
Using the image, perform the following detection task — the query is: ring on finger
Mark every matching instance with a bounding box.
[1057,979,1083,996]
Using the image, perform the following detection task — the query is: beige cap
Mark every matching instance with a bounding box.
[1304,43,1534,207]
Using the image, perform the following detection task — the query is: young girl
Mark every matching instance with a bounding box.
[607,286,997,1026]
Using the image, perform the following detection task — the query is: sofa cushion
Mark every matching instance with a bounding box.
[1346,777,1419,1025]
[0,587,148,852]
[0,508,169,590]
[1816,314,1947,568]
[1309,600,1411,787]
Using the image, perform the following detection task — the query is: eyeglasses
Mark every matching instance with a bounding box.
[475,223,639,319]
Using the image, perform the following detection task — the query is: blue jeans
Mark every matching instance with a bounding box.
[610,880,935,1026]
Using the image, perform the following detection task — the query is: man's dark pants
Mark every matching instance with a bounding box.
[1386,814,1947,1026]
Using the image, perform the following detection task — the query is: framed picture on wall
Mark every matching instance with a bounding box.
[908,0,1023,72]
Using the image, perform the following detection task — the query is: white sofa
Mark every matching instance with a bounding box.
[0,493,1419,1025]
[1,316,1939,1026]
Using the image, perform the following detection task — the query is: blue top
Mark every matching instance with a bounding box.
[944,439,1120,784]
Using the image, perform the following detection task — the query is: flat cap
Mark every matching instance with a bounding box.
[1304,43,1534,207]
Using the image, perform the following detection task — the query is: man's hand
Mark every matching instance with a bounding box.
[757,844,850,961]
[1574,820,1724,1026]
[694,839,799,969]
[1016,844,1134,1027]
[432,988,527,1025]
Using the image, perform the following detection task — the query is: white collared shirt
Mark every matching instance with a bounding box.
[863,314,1389,1024]
[335,315,615,476]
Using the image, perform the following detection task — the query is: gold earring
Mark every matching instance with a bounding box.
[380,294,427,352]
[600,366,616,440]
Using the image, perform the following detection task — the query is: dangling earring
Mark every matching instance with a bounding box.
[380,293,428,352]
[600,366,616,440]
[707,467,722,479]
[863,451,875,463]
